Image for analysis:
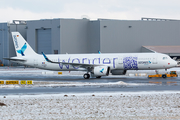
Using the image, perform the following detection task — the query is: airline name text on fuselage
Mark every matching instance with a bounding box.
[57,57,118,69]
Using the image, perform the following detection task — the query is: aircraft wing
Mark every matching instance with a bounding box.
[42,52,103,68]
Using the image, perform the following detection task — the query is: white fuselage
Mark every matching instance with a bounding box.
[16,52,177,71]
[9,32,178,79]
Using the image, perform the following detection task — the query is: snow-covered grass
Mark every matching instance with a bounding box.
[0,92,180,119]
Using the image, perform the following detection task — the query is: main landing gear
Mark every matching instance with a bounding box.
[83,73,102,79]
[96,76,101,78]
[83,73,90,79]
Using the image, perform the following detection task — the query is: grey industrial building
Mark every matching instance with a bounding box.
[0,21,26,65]
[0,18,180,66]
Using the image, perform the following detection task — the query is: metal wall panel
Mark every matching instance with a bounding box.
[27,19,60,54]
[100,20,180,53]
[0,24,3,65]
[87,21,100,53]
[60,19,89,54]
[37,29,52,54]
[26,18,180,56]
[0,23,9,65]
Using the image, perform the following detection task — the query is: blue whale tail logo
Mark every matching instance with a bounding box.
[17,43,27,56]
[100,68,104,73]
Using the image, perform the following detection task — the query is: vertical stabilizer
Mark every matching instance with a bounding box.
[11,32,37,57]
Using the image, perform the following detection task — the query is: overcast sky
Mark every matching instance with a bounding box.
[0,0,180,22]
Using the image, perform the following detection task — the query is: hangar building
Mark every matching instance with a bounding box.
[0,18,180,66]
[91,18,180,54]
[26,18,89,54]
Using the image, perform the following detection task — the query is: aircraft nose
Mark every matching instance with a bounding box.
[168,60,177,68]
[171,60,177,67]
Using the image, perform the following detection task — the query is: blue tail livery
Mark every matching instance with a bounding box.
[17,43,27,56]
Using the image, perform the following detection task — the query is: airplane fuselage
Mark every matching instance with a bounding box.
[16,52,176,71]
[7,32,177,79]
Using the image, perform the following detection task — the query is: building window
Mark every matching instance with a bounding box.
[54,50,58,54]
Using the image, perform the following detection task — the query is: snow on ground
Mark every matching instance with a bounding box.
[0,67,180,119]
[0,67,157,88]
[1,92,180,120]
[0,80,156,88]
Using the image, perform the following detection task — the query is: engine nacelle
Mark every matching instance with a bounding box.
[93,66,110,76]
[111,70,127,75]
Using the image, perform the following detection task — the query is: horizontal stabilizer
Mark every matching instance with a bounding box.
[3,57,26,61]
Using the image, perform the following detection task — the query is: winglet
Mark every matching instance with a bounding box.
[42,52,52,62]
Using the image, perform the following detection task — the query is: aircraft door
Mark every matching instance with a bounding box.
[34,59,38,67]
[118,56,123,69]
[152,55,157,64]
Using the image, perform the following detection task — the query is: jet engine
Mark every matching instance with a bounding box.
[92,66,110,76]
[111,70,127,75]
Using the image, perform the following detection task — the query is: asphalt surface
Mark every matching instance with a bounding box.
[0,71,180,95]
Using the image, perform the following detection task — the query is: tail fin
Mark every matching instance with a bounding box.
[11,32,37,57]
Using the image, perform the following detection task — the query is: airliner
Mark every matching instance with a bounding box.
[4,32,177,79]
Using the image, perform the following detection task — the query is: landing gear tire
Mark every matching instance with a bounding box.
[162,74,167,78]
[84,73,90,79]
[96,76,101,78]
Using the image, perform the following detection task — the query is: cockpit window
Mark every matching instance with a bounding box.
[163,57,168,60]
